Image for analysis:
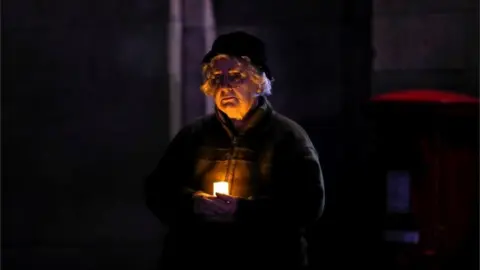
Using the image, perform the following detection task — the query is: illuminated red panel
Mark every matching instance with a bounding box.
[371,89,479,104]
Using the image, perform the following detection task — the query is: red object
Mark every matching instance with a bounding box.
[371,88,479,269]
[371,89,479,104]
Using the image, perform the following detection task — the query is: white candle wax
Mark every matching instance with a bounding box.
[213,181,229,195]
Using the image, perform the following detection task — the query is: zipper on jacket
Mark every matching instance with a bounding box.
[224,136,238,194]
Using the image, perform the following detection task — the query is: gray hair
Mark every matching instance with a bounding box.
[200,54,273,96]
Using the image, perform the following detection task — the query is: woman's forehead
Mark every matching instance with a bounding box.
[210,55,245,71]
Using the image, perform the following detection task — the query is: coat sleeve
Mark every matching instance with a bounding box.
[144,125,198,227]
[235,140,325,229]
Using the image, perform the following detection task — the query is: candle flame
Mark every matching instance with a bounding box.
[213,181,229,195]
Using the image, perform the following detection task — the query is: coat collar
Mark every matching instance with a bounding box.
[215,96,273,138]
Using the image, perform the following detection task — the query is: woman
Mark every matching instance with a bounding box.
[145,31,325,269]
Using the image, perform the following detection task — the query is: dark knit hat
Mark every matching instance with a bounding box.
[202,31,273,80]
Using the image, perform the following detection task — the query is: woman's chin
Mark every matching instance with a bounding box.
[221,108,242,120]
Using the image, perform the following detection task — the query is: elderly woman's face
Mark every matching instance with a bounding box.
[208,56,258,120]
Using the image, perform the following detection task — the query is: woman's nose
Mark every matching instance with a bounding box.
[218,86,234,96]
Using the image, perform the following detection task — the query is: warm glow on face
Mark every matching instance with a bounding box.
[213,181,229,195]
[204,56,258,120]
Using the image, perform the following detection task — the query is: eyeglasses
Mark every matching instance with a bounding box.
[205,71,248,87]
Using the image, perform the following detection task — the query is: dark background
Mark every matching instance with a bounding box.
[2,0,478,269]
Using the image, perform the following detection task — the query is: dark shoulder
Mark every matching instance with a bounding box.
[270,112,314,148]
[177,113,217,136]
[165,114,216,153]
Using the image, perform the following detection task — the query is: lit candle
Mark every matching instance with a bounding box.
[213,181,229,195]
